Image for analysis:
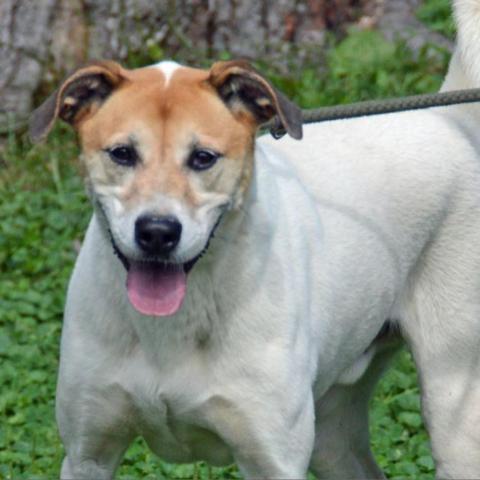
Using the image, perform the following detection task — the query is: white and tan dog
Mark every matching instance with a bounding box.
[29,1,480,478]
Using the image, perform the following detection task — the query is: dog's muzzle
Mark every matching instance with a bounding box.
[102,204,225,317]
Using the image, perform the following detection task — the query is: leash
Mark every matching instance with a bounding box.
[267,88,480,139]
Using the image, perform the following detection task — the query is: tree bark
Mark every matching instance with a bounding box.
[0,0,57,133]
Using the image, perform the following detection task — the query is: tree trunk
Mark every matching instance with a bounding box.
[0,0,451,136]
[0,0,57,133]
[378,0,453,52]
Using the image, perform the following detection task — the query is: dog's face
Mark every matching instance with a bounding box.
[30,60,302,316]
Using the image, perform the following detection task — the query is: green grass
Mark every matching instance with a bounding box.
[417,0,456,39]
[0,21,453,480]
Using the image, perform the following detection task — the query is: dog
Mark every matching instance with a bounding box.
[29,1,480,478]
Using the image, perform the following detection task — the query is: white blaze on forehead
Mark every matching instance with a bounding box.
[153,60,182,86]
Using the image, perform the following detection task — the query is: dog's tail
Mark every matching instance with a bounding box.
[442,0,480,92]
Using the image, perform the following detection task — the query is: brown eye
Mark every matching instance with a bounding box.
[187,149,220,171]
[107,145,138,167]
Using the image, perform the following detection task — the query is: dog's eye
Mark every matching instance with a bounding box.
[187,149,220,171]
[107,145,138,167]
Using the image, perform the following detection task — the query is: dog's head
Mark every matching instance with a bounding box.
[30,60,302,316]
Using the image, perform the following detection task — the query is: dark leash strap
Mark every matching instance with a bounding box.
[267,88,480,139]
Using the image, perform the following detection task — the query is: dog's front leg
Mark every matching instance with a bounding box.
[58,422,133,480]
[60,449,127,480]
[59,431,132,480]
[56,379,135,480]
[210,390,315,479]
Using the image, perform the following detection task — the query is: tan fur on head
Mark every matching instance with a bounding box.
[29,59,302,215]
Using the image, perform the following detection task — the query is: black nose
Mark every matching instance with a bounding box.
[135,215,182,256]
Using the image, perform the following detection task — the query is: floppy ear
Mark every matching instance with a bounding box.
[29,60,125,143]
[208,60,303,140]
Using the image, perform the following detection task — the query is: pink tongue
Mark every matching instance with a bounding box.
[127,262,187,316]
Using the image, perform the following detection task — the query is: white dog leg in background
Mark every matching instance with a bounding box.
[310,345,399,480]
[399,207,480,479]
[404,302,480,478]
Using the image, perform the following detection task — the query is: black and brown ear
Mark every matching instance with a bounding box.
[208,60,303,140]
[29,60,125,143]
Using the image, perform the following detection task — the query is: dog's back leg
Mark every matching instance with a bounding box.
[310,341,399,479]
[400,214,480,479]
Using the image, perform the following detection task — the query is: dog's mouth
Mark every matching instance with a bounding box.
[110,220,220,317]
[126,261,187,317]
[111,243,204,317]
